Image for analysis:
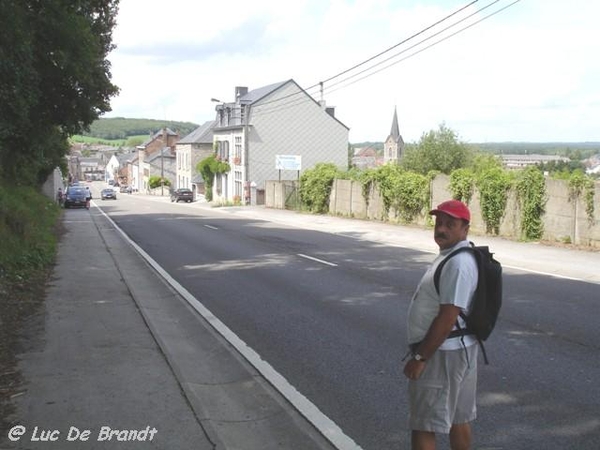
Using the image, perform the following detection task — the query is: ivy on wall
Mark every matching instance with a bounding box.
[516,166,547,240]
[197,155,230,202]
[299,163,342,214]
[568,171,595,224]
[476,168,513,235]
[358,165,429,223]
[449,168,475,204]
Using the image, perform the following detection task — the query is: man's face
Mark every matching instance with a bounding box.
[433,213,469,250]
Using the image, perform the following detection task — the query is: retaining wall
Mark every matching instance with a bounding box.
[266,175,600,248]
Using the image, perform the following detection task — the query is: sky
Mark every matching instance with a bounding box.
[105,0,600,144]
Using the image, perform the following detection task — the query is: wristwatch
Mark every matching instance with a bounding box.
[413,353,427,362]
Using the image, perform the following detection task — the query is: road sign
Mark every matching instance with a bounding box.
[275,155,302,171]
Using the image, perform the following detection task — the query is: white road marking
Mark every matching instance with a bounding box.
[204,224,218,230]
[298,253,338,267]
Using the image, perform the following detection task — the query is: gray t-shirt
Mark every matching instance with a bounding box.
[407,240,478,350]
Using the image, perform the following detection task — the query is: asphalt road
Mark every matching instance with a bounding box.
[96,190,600,450]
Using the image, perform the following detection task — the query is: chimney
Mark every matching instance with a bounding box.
[235,86,248,100]
[325,107,335,118]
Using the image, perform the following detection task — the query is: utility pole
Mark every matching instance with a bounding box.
[161,127,165,196]
[244,104,250,205]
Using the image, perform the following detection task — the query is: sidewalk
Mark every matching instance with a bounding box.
[3,207,338,450]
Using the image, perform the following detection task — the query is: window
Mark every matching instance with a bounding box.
[235,136,242,161]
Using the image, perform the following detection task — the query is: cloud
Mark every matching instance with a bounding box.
[105,0,600,143]
[116,18,272,63]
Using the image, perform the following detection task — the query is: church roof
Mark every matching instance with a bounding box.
[387,106,404,145]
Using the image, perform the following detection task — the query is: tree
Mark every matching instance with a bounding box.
[0,0,120,185]
[401,123,473,175]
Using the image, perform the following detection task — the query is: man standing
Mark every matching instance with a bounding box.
[403,200,479,450]
[56,187,64,206]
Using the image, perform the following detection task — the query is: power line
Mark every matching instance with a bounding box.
[325,0,518,95]
[318,0,481,86]
[252,0,520,118]
[322,0,502,93]
[253,0,485,110]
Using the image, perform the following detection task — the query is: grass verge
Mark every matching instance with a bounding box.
[0,186,62,435]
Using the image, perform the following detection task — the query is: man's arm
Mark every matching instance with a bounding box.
[403,304,461,380]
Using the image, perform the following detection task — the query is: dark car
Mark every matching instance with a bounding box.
[64,187,89,208]
[101,188,117,200]
[170,188,194,203]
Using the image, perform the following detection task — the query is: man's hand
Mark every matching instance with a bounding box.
[403,358,426,380]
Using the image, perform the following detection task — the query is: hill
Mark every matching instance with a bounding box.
[82,120,600,160]
[352,141,600,160]
[83,117,200,140]
[471,142,600,159]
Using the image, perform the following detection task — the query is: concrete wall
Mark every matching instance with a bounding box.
[268,175,600,248]
[42,167,65,201]
[265,180,286,209]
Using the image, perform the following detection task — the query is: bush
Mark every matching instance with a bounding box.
[299,163,342,213]
[148,176,171,189]
[0,186,60,275]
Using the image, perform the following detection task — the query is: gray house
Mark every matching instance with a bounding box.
[211,79,349,204]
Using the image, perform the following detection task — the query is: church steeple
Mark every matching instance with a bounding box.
[390,106,400,141]
[384,106,404,164]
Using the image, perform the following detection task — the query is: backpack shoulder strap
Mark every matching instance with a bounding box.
[433,244,475,295]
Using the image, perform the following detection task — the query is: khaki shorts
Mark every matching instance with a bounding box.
[408,345,478,434]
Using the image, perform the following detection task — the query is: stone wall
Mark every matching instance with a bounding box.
[267,175,600,248]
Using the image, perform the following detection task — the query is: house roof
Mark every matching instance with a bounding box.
[79,157,102,164]
[240,81,289,104]
[213,79,349,131]
[356,146,378,157]
[146,147,175,163]
[246,79,350,130]
[179,120,216,144]
[117,153,133,165]
[141,128,178,147]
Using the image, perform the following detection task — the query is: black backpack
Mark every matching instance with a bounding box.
[433,242,502,364]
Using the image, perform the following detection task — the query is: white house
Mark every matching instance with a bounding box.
[175,120,215,196]
[211,79,349,204]
[105,154,120,183]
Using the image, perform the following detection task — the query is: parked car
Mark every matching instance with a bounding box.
[120,185,132,194]
[101,188,117,200]
[64,186,89,208]
[170,188,194,203]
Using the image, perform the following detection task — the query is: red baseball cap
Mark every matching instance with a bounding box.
[429,200,471,222]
